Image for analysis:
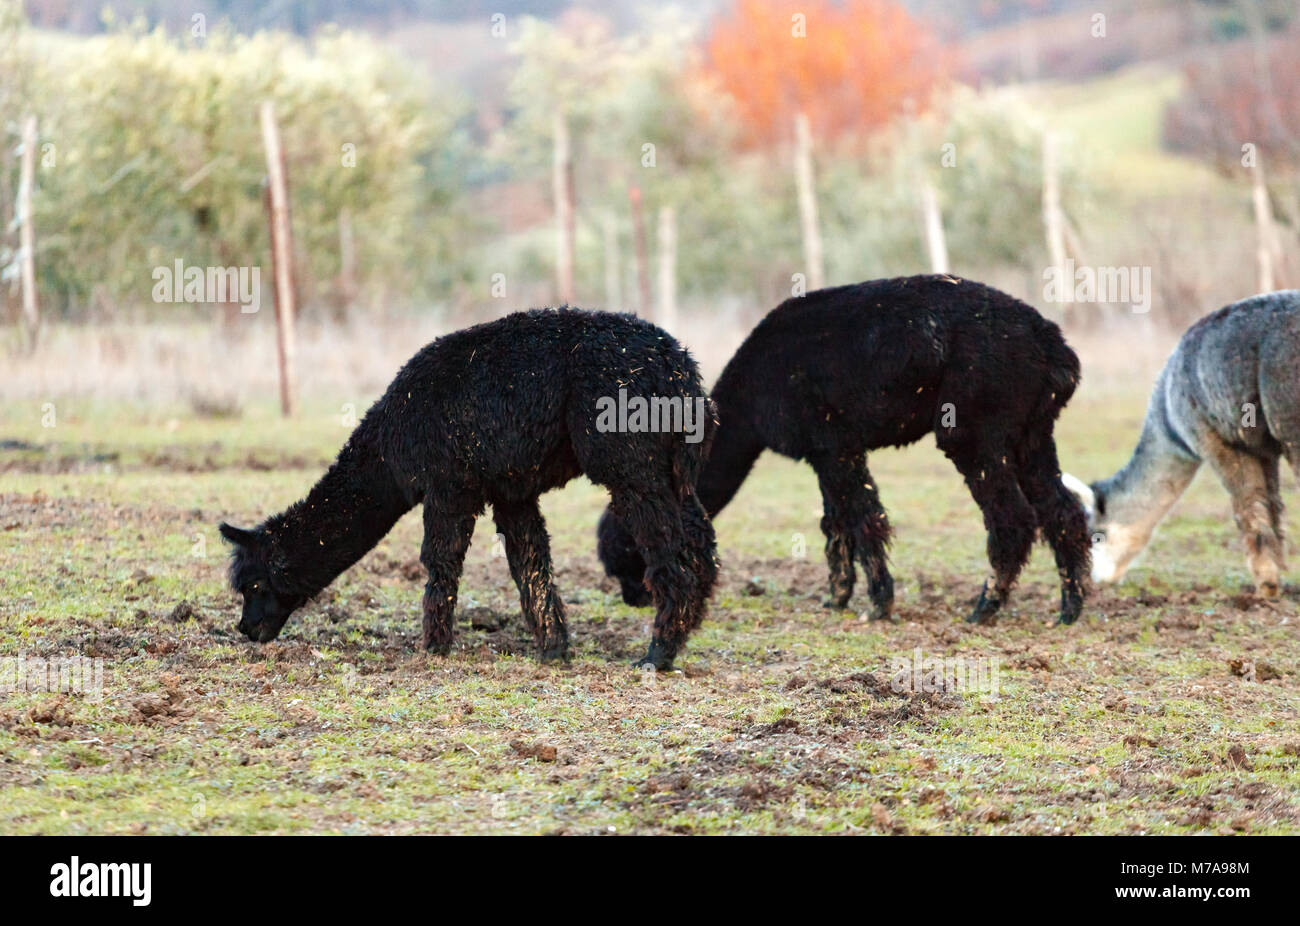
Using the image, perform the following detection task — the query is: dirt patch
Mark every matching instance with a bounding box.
[511,741,558,762]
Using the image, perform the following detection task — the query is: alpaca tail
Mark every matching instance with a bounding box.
[1039,331,1082,420]
[672,396,718,501]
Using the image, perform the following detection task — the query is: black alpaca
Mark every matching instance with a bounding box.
[599,275,1090,625]
[221,308,718,669]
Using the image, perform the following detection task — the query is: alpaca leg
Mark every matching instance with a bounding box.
[819,522,855,609]
[609,490,698,670]
[1283,440,1300,481]
[597,509,653,606]
[680,491,719,627]
[494,498,569,661]
[945,449,1036,624]
[1203,437,1283,597]
[1014,438,1091,625]
[814,453,893,617]
[1263,455,1286,574]
[852,459,895,621]
[420,506,476,654]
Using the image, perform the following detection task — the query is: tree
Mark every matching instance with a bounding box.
[0,0,34,338]
[501,10,733,312]
[700,0,944,149]
[502,13,615,305]
[19,19,473,319]
[700,0,943,290]
[1163,16,1300,288]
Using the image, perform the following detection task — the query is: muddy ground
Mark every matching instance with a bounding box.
[1,397,1297,834]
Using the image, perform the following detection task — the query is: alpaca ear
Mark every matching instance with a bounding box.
[1060,473,1095,519]
[219,522,258,547]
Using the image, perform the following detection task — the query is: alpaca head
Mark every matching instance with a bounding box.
[1060,473,1150,584]
[219,523,307,642]
[596,508,653,606]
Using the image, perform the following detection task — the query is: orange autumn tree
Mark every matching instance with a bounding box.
[701,0,945,288]
[702,0,944,148]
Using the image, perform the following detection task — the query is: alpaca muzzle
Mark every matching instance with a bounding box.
[238,616,287,643]
[237,601,291,643]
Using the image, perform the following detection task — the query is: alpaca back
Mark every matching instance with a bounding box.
[1160,290,1300,461]
[712,275,1077,459]
[359,308,710,504]
[599,275,1090,626]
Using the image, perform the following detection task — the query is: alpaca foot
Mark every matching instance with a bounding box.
[867,603,897,622]
[633,640,675,671]
[822,585,854,610]
[539,642,570,663]
[1055,585,1084,626]
[824,567,855,611]
[423,611,455,654]
[965,581,1003,625]
[867,571,894,621]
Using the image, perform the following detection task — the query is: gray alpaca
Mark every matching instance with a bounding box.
[1063,290,1300,595]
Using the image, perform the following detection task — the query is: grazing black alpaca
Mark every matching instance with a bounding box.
[221,308,718,669]
[599,275,1091,625]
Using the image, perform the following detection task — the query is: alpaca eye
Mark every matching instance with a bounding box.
[1090,531,1106,544]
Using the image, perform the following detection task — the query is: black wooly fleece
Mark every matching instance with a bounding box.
[598,275,1091,627]
[222,307,718,670]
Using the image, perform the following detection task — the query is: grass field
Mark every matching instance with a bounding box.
[2,377,1298,836]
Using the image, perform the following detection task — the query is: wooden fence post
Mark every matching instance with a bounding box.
[656,204,677,332]
[552,111,576,305]
[336,206,357,323]
[920,182,949,274]
[1252,161,1283,292]
[794,110,824,291]
[260,101,297,418]
[628,185,651,316]
[603,211,621,310]
[18,114,38,351]
[1042,131,1073,326]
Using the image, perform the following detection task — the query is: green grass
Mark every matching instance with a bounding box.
[2,387,1298,835]
[1024,65,1224,196]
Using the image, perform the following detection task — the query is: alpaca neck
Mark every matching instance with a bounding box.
[265,437,415,597]
[1097,388,1200,541]
[697,369,766,516]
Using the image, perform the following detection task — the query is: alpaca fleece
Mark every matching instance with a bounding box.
[222,308,718,669]
[599,275,1091,625]
[1065,289,1300,594]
